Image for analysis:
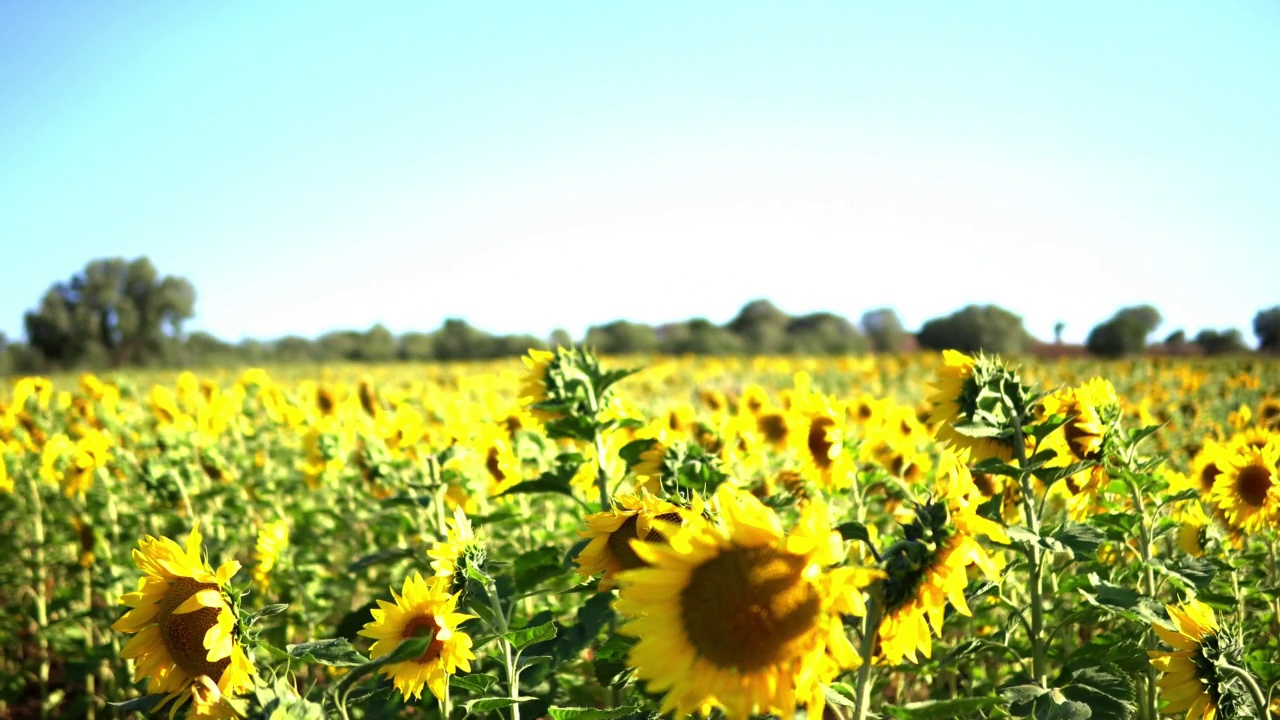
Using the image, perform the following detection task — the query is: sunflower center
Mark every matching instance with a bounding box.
[807,418,836,469]
[1199,463,1221,492]
[1062,420,1100,461]
[607,516,649,572]
[1236,464,1273,507]
[485,448,506,483]
[972,472,997,497]
[157,578,229,680]
[401,614,445,664]
[758,414,789,445]
[679,545,821,673]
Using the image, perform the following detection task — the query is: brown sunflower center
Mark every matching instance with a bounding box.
[485,447,506,483]
[1062,420,1100,461]
[1199,462,1221,492]
[758,414,789,445]
[157,577,229,680]
[607,516,649,572]
[973,472,997,497]
[807,418,836,469]
[679,545,821,673]
[401,614,445,664]
[1236,464,1273,507]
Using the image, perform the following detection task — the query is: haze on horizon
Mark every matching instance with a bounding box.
[1,2,1278,347]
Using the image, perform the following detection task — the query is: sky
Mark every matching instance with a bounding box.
[1,1,1278,346]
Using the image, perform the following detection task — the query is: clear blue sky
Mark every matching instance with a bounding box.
[2,1,1278,345]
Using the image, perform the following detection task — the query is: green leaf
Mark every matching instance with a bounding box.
[1033,461,1096,485]
[950,421,1004,439]
[1062,666,1135,720]
[464,696,537,714]
[1050,523,1106,561]
[246,603,289,627]
[498,479,579,499]
[883,696,1002,719]
[1001,683,1049,714]
[547,706,642,720]
[506,621,557,650]
[836,521,871,544]
[619,438,658,467]
[450,673,499,695]
[347,547,414,573]
[287,638,369,667]
[108,695,163,713]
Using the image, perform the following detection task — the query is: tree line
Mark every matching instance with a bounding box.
[3,257,1279,373]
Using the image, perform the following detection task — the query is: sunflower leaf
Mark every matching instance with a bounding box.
[547,706,642,720]
[505,620,557,650]
[883,696,1003,719]
[463,696,537,714]
[287,638,369,667]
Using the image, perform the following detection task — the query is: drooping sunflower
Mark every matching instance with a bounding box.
[1208,442,1279,534]
[926,351,1015,463]
[790,397,854,489]
[614,485,882,720]
[358,572,476,702]
[111,524,255,717]
[518,349,558,423]
[1176,502,1212,557]
[428,507,485,597]
[574,491,686,589]
[1149,599,1238,720]
[1041,377,1117,462]
[877,461,1009,666]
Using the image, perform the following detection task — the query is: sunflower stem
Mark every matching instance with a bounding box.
[1218,661,1269,716]
[852,589,883,720]
[24,468,51,720]
[484,582,521,720]
[1010,414,1048,687]
[1121,471,1160,720]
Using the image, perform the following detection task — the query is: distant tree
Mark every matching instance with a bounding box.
[659,319,743,355]
[1163,330,1187,353]
[490,334,546,357]
[1053,322,1065,345]
[1254,306,1280,352]
[1193,329,1249,356]
[433,319,494,360]
[917,305,1031,354]
[316,330,362,361]
[398,332,436,361]
[785,312,868,354]
[726,299,790,354]
[273,336,318,363]
[1085,305,1162,358]
[24,257,195,369]
[548,328,574,349]
[183,331,237,366]
[353,324,397,362]
[861,308,907,353]
[585,320,659,354]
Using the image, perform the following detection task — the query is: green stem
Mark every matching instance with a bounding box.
[485,583,521,720]
[852,590,883,720]
[1219,661,1269,717]
[1011,417,1048,686]
[1121,472,1160,720]
[25,471,50,720]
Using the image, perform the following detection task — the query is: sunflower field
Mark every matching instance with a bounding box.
[2,350,1279,720]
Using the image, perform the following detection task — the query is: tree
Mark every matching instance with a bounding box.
[398,332,436,361]
[916,305,1031,354]
[1053,322,1065,345]
[585,320,659,354]
[24,257,195,369]
[432,319,494,360]
[785,312,867,354]
[1085,305,1162,358]
[658,319,743,355]
[726,299,790,354]
[861,308,907,353]
[1254,306,1280,352]
[1193,329,1248,356]
[353,324,397,362]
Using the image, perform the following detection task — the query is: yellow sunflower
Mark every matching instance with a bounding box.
[791,398,853,489]
[574,491,686,589]
[926,350,1013,463]
[252,520,289,592]
[614,485,882,720]
[1258,397,1280,431]
[428,507,484,597]
[518,349,557,423]
[111,524,255,717]
[1041,377,1117,462]
[1188,440,1229,499]
[1148,599,1224,720]
[358,572,476,702]
[877,461,1009,666]
[1208,442,1280,534]
[1176,503,1211,557]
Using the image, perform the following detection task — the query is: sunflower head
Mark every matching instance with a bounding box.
[614,485,881,719]
[519,346,627,429]
[428,507,487,599]
[575,491,688,589]
[1208,442,1280,534]
[358,572,476,702]
[1041,377,1120,462]
[1150,599,1252,720]
[111,524,256,714]
[926,351,1032,463]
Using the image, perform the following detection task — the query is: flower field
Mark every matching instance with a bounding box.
[2,351,1279,719]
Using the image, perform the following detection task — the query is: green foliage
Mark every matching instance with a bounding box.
[1253,306,1280,352]
[1086,305,1162,357]
[917,304,1031,354]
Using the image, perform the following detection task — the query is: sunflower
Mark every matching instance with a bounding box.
[791,398,853,489]
[253,520,289,592]
[1188,440,1229,499]
[111,524,255,717]
[1041,377,1117,462]
[877,461,1009,666]
[428,507,485,597]
[614,485,882,720]
[926,351,1014,463]
[1176,503,1212,557]
[518,349,558,423]
[1149,599,1232,720]
[358,572,476,702]
[1258,397,1280,431]
[1208,442,1280,533]
[574,491,686,589]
